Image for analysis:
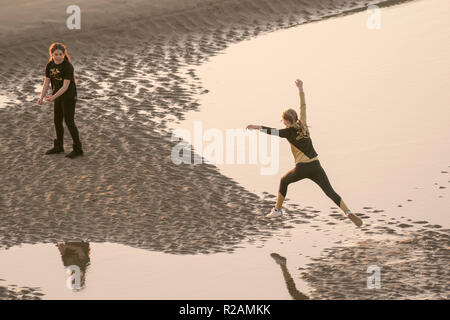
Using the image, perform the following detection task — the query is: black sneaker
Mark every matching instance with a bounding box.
[65,144,83,159]
[45,140,64,155]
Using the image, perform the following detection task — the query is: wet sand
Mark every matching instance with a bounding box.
[301,229,449,299]
[0,281,43,300]
[1,0,448,300]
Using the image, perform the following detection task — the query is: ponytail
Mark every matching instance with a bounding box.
[293,119,309,137]
[282,108,310,137]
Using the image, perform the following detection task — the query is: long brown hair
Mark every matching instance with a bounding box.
[282,108,310,138]
[48,42,77,85]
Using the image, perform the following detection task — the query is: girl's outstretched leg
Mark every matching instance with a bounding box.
[310,161,363,227]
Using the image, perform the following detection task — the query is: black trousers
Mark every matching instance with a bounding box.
[279,160,342,207]
[53,98,82,149]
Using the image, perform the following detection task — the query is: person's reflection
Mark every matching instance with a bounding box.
[271,253,309,300]
[57,242,90,290]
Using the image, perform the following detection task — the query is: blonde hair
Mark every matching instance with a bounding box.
[282,108,310,137]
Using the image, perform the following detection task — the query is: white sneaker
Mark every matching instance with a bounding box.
[266,208,283,218]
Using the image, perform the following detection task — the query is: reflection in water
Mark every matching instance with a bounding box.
[56,242,90,290]
[271,253,309,300]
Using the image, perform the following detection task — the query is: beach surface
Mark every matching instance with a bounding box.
[1,0,448,299]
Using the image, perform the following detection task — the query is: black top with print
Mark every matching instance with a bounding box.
[45,59,77,102]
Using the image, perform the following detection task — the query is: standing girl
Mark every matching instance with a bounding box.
[38,42,83,158]
[246,79,362,227]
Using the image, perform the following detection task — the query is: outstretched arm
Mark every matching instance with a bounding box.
[295,79,307,125]
[246,124,290,138]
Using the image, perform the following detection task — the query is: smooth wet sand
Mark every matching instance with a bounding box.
[1,0,448,299]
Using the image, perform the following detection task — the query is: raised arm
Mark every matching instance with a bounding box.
[295,79,307,125]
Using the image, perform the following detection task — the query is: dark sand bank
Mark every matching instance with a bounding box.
[0,280,43,300]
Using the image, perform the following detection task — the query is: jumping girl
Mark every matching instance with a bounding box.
[38,42,83,158]
[246,79,362,227]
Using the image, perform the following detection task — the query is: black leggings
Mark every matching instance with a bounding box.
[53,98,82,148]
[279,160,341,207]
